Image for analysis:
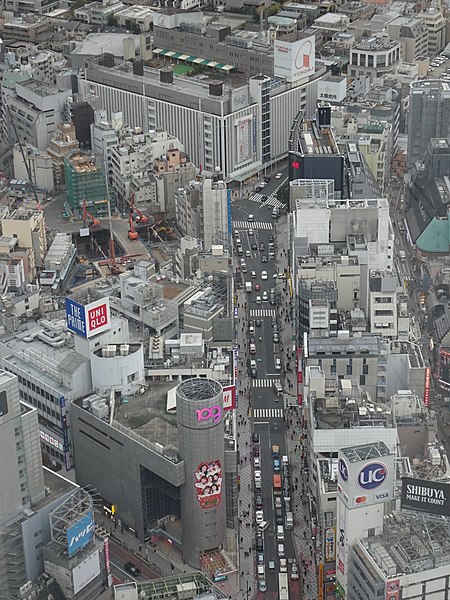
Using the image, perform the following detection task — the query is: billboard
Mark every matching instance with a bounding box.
[401,477,450,516]
[223,385,236,411]
[67,511,95,557]
[194,460,223,509]
[65,296,110,338]
[274,35,315,83]
[324,527,336,562]
[423,367,430,407]
[385,579,400,600]
[72,549,100,595]
[235,115,253,164]
[337,446,394,509]
[336,499,348,595]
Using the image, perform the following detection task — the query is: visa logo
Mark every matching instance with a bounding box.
[375,491,389,501]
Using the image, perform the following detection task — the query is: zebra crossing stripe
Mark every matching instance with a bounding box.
[252,379,281,387]
[249,309,276,317]
[232,221,274,230]
[253,408,284,418]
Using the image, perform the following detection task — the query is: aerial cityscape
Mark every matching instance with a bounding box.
[0,0,449,599]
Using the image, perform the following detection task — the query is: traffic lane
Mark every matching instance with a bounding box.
[255,420,278,593]
[109,538,159,580]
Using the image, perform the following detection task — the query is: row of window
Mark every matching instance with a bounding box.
[17,374,59,404]
[20,390,59,419]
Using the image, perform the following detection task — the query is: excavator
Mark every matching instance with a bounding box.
[128,205,138,241]
[130,193,149,223]
[82,199,101,228]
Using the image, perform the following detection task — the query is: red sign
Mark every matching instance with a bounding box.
[385,579,400,600]
[297,347,303,406]
[88,302,108,333]
[194,460,223,509]
[423,367,430,407]
[223,385,236,411]
[292,161,300,169]
[104,537,111,575]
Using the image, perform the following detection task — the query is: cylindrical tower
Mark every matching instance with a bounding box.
[176,378,226,568]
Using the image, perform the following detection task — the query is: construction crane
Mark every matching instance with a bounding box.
[128,205,138,240]
[130,193,149,223]
[5,103,41,209]
[82,199,101,228]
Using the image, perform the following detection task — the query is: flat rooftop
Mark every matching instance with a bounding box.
[359,511,450,577]
[32,467,78,511]
[341,440,391,463]
[298,119,340,156]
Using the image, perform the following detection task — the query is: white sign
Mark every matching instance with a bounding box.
[274,35,315,82]
[235,115,253,165]
[73,549,100,595]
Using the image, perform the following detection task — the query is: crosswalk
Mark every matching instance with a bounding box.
[249,192,284,208]
[253,407,284,419]
[249,309,276,317]
[233,220,274,230]
[252,378,281,387]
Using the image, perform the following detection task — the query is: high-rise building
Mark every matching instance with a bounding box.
[201,173,229,251]
[407,80,450,167]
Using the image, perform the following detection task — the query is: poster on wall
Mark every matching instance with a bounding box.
[194,460,223,509]
[236,116,252,164]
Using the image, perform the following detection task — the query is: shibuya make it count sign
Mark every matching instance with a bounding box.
[401,477,450,516]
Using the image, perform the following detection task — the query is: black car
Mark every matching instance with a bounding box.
[252,242,258,250]
[256,495,263,509]
[252,432,260,444]
[256,536,264,552]
[275,509,283,525]
[256,319,262,327]
[259,243,265,252]
[125,562,141,577]
[261,255,268,263]
[269,234,274,242]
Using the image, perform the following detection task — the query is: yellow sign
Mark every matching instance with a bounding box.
[318,562,324,600]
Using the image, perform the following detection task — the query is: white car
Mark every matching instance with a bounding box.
[275,172,283,179]
[255,510,264,523]
[291,564,299,580]
[262,291,268,301]
[261,271,268,280]
[248,229,254,236]
[254,470,262,482]
[251,271,257,278]
[254,457,261,468]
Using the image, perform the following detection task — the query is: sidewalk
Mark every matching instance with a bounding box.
[275,216,319,599]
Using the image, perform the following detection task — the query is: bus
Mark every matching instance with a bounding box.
[273,474,282,496]
[278,572,289,600]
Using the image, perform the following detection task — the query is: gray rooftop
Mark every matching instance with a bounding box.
[341,440,391,463]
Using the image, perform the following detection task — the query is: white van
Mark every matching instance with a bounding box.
[257,565,265,580]
[258,521,269,532]
[282,455,289,467]
[248,214,254,222]
[277,525,285,541]
[277,543,285,558]
[279,558,287,573]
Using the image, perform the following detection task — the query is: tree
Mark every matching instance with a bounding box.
[107,14,118,27]
[277,181,289,206]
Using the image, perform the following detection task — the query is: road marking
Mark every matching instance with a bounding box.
[233,221,274,230]
[252,378,281,387]
[249,309,276,317]
[253,408,284,418]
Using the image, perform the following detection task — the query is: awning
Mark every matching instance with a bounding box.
[153,48,163,54]
[193,57,204,64]
[178,54,190,60]
[222,64,234,71]
[208,61,219,67]
[165,51,176,57]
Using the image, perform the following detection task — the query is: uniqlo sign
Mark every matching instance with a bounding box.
[66,296,111,338]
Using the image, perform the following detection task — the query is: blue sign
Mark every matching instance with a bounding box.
[67,511,94,557]
[358,462,387,491]
[338,458,348,482]
[65,298,87,338]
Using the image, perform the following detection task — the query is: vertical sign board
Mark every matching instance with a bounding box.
[60,396,71,471]
[385,580,400,600]
[223,385,236,411]
[67,511,95,557]
[227,189,232,239]
[423,367,430,407]
[103,537,112,588]
[297,347,303,406]
[65,297,111,339]
[335,500,348,598]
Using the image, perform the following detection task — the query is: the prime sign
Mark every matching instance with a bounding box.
[65,297,110,339]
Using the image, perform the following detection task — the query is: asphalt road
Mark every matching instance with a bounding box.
[232,195,297,597]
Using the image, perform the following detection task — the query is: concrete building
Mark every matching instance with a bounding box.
[41,233,77,291]
[70,377,238,569]
[387,16,428,63]
[78,55,319,181]
[1,16,53,42]
[312,13,350,40]
[5,0,58,13]
[13,143,54,194]
[2,206,47,271]
[368,271,399,339]
[407,80,450,168]
[47,123,80,187]
[201,174,228,251]
[3,79,72,152]
[0,370,79,596]
[348,36,401,79]
[114,5,154,31]
[419,6,446,55]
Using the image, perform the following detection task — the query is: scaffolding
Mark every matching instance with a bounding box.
[64,151,109,215]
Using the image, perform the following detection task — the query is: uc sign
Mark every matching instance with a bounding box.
[358,462,388,491]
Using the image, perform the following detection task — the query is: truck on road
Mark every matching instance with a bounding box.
[245,281,252,293]
[273,474,282,495]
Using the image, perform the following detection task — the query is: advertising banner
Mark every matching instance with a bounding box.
[235,116,252,164]
[223,385,236,411]
[423,367,430,407]
[325,527,336,562]
[401,477,450,516]
[385,579,400,600]
[67,511,95,557]
[194,460,223,509]
[72,549,100,594]
[65,296,110,339]
[274,35,315,82]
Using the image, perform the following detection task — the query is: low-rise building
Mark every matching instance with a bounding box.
[2,206,47,271]
[348,36,401,79]
[387,15,428,63]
